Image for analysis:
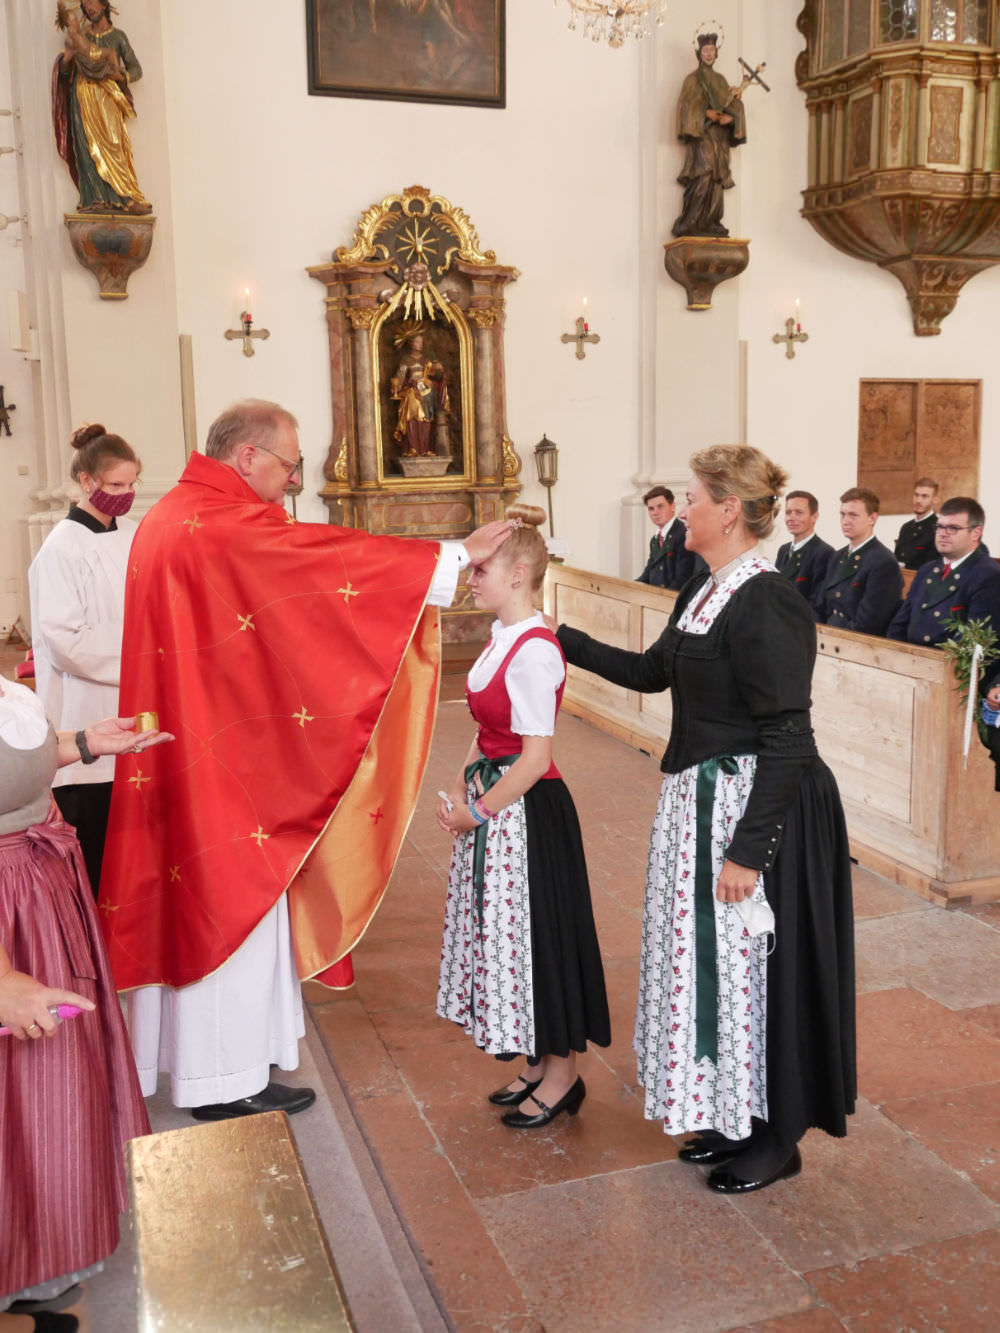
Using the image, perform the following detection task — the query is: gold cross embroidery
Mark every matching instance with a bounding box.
[251,826,270,846]
[238,613,256,632]
[129,769,150,792]
[338,582,359,603]
[293,707,314,728]
[183,514,203,534]
[369,807,385,825]
[169,866,181,882]
[99,901,119,915]
[285,512,296,525]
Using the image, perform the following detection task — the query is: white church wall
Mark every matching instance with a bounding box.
[155,0,642,575]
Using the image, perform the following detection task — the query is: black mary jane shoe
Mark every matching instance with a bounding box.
[488,1073,543,1107]
[501,1076,586,1129]
[677,1135,750,1166]
[706,1146,802,1194]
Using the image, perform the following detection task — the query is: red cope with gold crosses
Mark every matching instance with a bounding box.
[100,451,442,991]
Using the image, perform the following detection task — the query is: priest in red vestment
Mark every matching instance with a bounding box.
[99,399,511,1119]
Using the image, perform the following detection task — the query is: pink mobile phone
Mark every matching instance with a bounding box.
[0,1004,84,1036]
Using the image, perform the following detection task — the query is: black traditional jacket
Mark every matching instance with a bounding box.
[558,571,818,873]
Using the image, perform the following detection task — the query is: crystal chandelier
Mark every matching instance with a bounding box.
[561,1,667,48]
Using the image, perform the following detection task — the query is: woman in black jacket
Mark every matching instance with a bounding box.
[558,445,855,1192]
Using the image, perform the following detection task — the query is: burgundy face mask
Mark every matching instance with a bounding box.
[87,487,136,518]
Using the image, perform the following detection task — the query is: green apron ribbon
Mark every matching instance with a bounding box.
[694,754,740,1063]
[465,753,520,924]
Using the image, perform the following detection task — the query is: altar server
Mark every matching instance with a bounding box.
[28,424,141,895]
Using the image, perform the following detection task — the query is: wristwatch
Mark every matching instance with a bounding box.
[75,729,99,765]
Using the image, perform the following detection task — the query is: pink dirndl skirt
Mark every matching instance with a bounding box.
[0,808,149,1299]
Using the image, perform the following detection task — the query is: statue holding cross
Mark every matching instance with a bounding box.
[0,386,16,437]
[671,29,769,240]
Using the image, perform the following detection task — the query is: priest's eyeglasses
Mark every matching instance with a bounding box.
[254,444,302,480]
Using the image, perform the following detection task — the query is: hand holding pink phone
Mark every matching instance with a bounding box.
[0,1004,84,1036]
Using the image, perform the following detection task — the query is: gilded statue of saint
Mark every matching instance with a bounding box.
[672,33,746,239]
[52,0,152,215]
[390,328,451,458]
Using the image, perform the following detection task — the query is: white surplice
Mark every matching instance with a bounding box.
[28,514,137,788]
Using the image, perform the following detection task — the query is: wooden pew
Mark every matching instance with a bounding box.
[545,564,1000,908]
[127,1111,353,1332]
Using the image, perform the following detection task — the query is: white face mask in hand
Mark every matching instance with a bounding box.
[735,896,775,939]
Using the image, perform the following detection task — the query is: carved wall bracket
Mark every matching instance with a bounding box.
[64,213,155,299]
[663,237,750,310]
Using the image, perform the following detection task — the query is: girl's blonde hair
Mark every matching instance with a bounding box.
[501,503,548,590]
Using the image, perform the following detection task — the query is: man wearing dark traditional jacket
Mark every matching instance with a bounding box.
[814,488,902,636]
[893,478,939,571]
[636,485,705,590]
[775,490,833,605]
[888,497,1000,647]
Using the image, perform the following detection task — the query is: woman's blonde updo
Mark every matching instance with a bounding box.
[689,444,788,540]
[69,423,140,484]
[502,503,549,591]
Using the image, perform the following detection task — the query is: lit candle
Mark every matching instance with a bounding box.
[242,287,252,326]
[794,297,801,333]
[582,296,589,334]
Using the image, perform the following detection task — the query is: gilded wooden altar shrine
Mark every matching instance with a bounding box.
[796,1,1000,334]
[308,186,521,641]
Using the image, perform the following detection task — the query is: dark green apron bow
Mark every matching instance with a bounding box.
[465,753,520,923]
[694,754,741,1063]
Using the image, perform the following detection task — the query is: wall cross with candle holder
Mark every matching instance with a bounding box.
[224,289,270,357]
[773,300,808,359]
[561,299,600,359]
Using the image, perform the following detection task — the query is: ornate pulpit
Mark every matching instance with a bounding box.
[309,186,522,642]
[796,2,1000,335]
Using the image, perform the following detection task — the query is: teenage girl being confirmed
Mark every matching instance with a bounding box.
[436,505,610,1128]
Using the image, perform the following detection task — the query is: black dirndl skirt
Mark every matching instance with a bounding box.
[764,757,857,1143]
[521,778,611,1060]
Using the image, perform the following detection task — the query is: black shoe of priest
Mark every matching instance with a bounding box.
[190,1081,317,1120]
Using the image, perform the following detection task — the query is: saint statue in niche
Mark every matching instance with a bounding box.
[672,31,746,238]
[387,324,452,460]
[52,0,152,215]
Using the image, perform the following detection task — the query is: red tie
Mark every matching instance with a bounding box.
[942,562,952,578]
[658,531,665,548]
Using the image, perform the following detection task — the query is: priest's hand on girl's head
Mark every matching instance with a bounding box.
[462,519,514,566]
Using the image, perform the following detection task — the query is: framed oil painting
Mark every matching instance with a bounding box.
[306,1,505,108]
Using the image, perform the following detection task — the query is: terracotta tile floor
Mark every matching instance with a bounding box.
[307,679,1000,1333]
